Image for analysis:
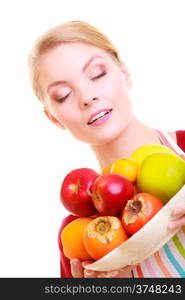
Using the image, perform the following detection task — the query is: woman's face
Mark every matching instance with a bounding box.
[38,42,133,145]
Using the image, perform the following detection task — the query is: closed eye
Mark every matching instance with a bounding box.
[91,71,107,81]
[55,72,106,102]
[56,92,71,103]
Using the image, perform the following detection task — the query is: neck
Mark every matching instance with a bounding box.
[90,116,162,169]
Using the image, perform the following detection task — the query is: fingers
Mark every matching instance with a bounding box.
[70,259,84,278]
[97,271,119,278]
[70,260,137,278]
[82,260,97,278]
[105,265,135,278]
[168,216,185,230]
[121,265,137,272]
[81,260,94,267]
[113,269,132,278]
[84,269,97,278]
[168,206,185,230]
[173,206,185,217]
[84,270,119,278]
[84,265,137,278]
[70,259,96,278]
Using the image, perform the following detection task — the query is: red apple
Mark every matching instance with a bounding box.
[60,168,99,217]
[91,174,134,216]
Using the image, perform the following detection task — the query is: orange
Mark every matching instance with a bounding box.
[100,164,112,175]
[83,216,128,260]
[111,158,138,183]
[61,217,92,260]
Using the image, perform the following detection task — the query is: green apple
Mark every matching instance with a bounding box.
[137,152,185,204]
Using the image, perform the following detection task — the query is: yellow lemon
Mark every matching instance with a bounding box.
[131,144,175,170]
[111,158,138,182]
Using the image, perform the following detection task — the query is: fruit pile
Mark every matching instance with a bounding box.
[60,144,185,261]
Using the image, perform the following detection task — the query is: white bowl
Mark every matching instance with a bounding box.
[85,185,185,272]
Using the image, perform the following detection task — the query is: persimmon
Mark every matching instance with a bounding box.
[61,217,93,260]
[121,193,163,235]
[83,216,128,260]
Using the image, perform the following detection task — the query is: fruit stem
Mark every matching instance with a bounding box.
[95,220,111,235]
[124,196,147,224]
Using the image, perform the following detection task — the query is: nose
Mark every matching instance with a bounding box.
[79,96,99,109]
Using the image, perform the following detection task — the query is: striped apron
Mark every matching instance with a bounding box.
[133,130,185,278]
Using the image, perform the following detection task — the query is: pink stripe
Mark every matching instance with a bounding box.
[157,130,178,153]
[157,130,185,159]
[145,258,158,277]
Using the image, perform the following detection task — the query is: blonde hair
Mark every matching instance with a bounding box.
[28,20,122,102]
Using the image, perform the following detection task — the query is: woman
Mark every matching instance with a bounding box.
[28,20,185,278]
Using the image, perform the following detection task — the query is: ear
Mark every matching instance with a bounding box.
[43,106,66,129]
[120,62,133,90]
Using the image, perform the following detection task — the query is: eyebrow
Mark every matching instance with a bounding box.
[82,55,103,72]
[47,55,103,93]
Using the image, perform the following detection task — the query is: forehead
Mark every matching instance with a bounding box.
[42,41,110,59]
[38,42,114,74]
[37,42,118,94]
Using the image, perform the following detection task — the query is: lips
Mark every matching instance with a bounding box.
[87,108,113,125]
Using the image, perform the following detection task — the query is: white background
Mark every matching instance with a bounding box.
[0,0,184,277]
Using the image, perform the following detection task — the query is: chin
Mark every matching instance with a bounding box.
[72,113,133,146]
[89,124,126,146]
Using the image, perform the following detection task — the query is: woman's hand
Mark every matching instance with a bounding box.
[70,258,135,278]
[70,259,93,277]
[168,206,185,230]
